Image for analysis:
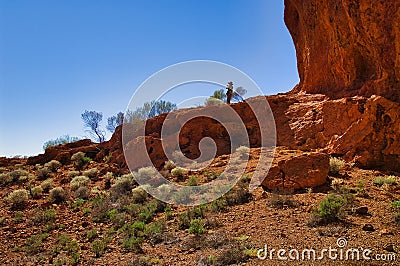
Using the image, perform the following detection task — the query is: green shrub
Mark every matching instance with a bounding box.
[145,221,165,244]
[164,160,176,171]
[267,193,298,209]
[92,239,107,258]
[171,167,188,179]
[132,186,148,203]
[10,169,29,182]
[71,198,85,211]
[236,145,250,159]
[25,234,46,254]
[71,152,91,169]
[110,173,134,199]
[41,178,54,192]
[68,171,80,178]
[31,186,43,199]
[74,186,90,199]
[44,160,62,172]
[329,157,345,175]
[186,175,199,186]
[13,211,24,223]
[373,176,398,187]
[205,97,224,107]
[49,187,68,203]
[122,236,144,253]
[310,194,347,225]
[83,167,98,179]
[0,172,12,186]
[137,167,157,182]
[86,229,98,241]
[70,176,90,191]
[7,189,29,207]
[37,166,51,180]
[188,218,205,235]
[31,208,57,225]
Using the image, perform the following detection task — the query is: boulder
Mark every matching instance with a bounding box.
[261,149,329,191]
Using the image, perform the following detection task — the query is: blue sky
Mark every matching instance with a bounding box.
[0,0,299,157]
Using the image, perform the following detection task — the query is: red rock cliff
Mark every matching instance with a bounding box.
[284,0,400,102]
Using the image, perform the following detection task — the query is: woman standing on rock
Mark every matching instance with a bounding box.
[226,81,234,104]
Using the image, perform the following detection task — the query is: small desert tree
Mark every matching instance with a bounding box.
[106,112,124,133]
[81,110,105,143]
[126,100,177,124]
[43,135,80,151]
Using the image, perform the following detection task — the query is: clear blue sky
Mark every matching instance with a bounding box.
[0,0,299,157]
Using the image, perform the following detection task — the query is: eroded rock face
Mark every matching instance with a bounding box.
[26,139,98,165]
[284,0,400,102]
[261,149,329,191]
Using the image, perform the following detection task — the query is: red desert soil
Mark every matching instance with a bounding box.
[0,149,399,265]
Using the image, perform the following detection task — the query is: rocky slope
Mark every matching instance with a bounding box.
[284,0,400,102]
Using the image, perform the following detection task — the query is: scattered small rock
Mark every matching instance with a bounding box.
[354,206,369,215]
[379,229,393,236]
[384,244,396,253]
[362,224,375,232]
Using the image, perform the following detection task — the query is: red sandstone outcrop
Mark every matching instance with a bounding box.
[261,149,329,191]
[284,0,400,102]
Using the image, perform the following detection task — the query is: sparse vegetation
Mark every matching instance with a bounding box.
[188,218,205,235]
[71,152,91,169]
[44,160,62,172]
[49,187,68,203]
[309,194,347,226]
[171,167,188,180]
[236,145,250,159]
[40,178,54,192]
[372,175,398,187]
[329,157,345,175]
[83,167,98,179]
[30,186,43,199]
[7,189,29,207]
[70,175,90,191]
[268,193,298,209]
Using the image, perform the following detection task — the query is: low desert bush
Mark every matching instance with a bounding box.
[188,218,205,235]
[236,145,250,159]
[41,178,54,192]
[171,167,188,179]
[309,194,347,226]
[329,157,345,175]
[0,172,12,186]
[31,186,43,199]
[205,97,224,107]
[110,174,135,199]
[83,167,98,179]
[145,221,165,244]
[137,167,157,182]
[267,193,298,209]
[373,175,398,187]
[132,186,148,203]
[68,171,80,178]
[37,166,51,180]
[71,152,91,169]
[86,228,98,241]
[74,186,90,199]
[7,189,29,207]
[10,169,29,182]
[164,160,176,171]
[44,160,62,172]
[70,176,90,191]
[49,187,68,203]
